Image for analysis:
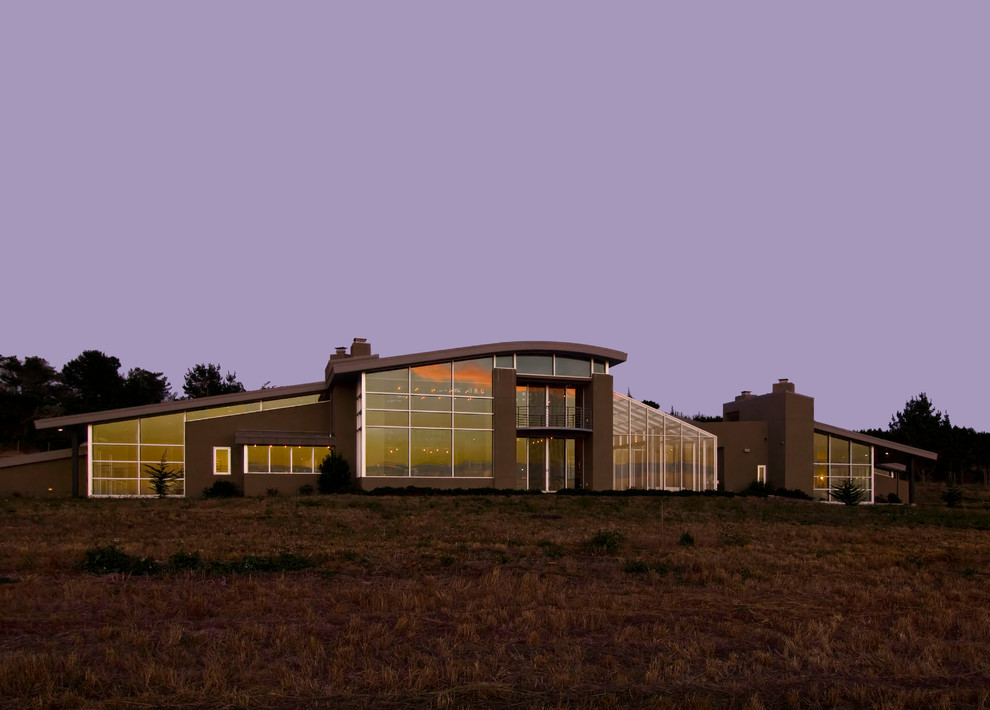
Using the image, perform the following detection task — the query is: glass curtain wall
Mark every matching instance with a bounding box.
[611,392,717,491]
[363,358,494,478]
[91,413,185,496]
[813,432,873,502]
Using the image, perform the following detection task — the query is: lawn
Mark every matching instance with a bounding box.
[1,490,989,709]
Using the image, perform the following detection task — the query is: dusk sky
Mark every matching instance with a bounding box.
[3,3,987,432]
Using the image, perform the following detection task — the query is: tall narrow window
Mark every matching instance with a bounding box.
[214,447,231,476]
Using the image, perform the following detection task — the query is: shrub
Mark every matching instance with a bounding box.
[831,478,865,506]
[678,531,695,547]
[298,484,315,496]
[942,484,963,508]
[144,454,182,498]
[587,529,624,555]
[718,526,750,547]
[202,480,240,499]
[79,544,159,575]
[266,488,279,498]
[774,488,814,500]
[168,550,205,571]
[317,451,351,494]
[886,492,902,504]
[538,539,565,560]
[741,481,772,498]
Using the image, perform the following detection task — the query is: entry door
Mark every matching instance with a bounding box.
[521,436,576,491]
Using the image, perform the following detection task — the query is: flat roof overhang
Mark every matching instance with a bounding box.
[34,381,327,431]
[326,341,627,387]
[814,421,938,461]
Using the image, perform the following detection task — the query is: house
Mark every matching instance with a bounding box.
[1,341,935,502]
[3,339,717,497]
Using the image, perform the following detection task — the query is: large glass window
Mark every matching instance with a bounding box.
[92,415,184,497]
[813,432,874,502]
[362,360,493,478]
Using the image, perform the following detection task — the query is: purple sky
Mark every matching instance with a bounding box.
[3,3,987,432]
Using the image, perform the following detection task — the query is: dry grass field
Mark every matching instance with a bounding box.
[2,488,990,709]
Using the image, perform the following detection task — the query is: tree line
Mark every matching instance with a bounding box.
[0,351,246,453]
[861,393,990,486]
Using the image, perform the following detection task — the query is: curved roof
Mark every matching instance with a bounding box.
[325,341,627,385]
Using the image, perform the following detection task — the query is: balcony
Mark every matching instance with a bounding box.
[516,406,593,431]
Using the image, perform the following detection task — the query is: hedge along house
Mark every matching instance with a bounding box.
[18,339,718,497]
[695,379,938,504]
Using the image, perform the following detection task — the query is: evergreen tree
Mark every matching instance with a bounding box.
[182,363,245,398]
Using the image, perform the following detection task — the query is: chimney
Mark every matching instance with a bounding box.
[350,338,372,358]
[772,378,795,394]
[735,390,753,402]
[329,346,349,362]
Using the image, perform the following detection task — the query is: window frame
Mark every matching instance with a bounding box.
[213,446,232,476]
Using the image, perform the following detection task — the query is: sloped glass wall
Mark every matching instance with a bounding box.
[612,392,717,491]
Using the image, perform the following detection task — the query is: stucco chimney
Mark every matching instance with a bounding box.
[350,338,372,358]
[773,378,795,394]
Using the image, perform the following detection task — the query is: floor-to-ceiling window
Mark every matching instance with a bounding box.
[362,358,494,478]
[515,436,577,491]
[813,432,873,502]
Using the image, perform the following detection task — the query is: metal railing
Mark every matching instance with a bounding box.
[516,406,593,429]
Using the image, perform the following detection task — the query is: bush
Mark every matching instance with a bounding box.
[317,451,352,494]
[79,544,159,575]
[886,492,902,505]
[831,478,865,506]
[298,484,315,496]
[266,488,279,498]
[718,526,750,547]
[678,531,695,547]
[741,481,773,498]
[202,480,240,499]
[587,529,624,555]
[942,484,964,508]
[168,550,205,571]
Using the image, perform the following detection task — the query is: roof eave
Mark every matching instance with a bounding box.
[35,381,327,430]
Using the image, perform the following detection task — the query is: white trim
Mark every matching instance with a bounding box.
[87,424,93,497]
[213,446,231,475]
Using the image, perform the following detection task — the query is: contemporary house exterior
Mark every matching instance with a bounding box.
[697,379,938,503]
[1,340,936,503]
[3,340,718,498]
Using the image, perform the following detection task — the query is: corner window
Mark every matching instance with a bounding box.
[213,447,231,475]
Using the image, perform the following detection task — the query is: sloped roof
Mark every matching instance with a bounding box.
[814,421,938,461]
[34,381,326,430]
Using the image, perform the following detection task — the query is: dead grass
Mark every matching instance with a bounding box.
[1,492,989,708]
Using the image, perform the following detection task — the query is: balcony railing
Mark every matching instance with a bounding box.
[516,406,593,430]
